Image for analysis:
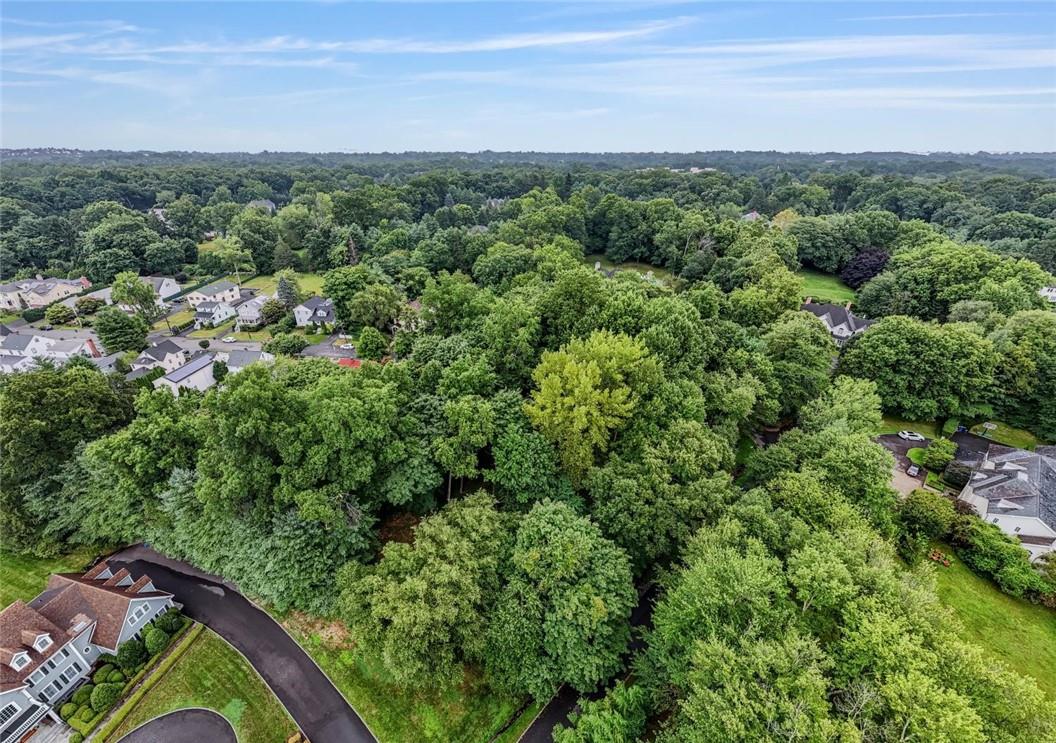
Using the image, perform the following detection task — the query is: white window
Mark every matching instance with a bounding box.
[0,703,18,725]
[127,603,150,625]
[41,683,57,701]
[33,634,52,652]
[11,654,29,670]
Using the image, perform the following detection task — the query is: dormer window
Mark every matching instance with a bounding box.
[10,652,30,670]
[32,634,51,652]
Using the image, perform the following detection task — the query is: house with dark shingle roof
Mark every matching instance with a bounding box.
[185,280,240,308]
[958,443,1056,561]
[131,340,188,374]
[293,296,335,328]
[0,562,174,743]
[801,300,875,347]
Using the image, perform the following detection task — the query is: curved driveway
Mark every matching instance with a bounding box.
[108,546,375,743]
[117,709,236,743]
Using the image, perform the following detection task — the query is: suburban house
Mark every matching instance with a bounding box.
[132,340,188,374]
[740,210,764,222]
[153,353,216,393]
[217,349,274,374]
[0,277,90,311]
[293,296,335,328]
[246,199,277,213]
[1040,286,1056,303]
[801,300,875,347]
[0,562,174,743]
[185,280,240,308]
[63,276,180,314]
[193,301,237,330]
[235,294,273,329]
[957,443,1056,561]
[0,334,101,373]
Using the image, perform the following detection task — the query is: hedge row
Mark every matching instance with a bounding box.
[67,617,194,738]
[92,621,202,743]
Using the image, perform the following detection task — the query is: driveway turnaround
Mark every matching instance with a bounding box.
[116,709,236,743]
[108,546,376,743]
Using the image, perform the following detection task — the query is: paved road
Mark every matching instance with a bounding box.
[108,546,375,743]
[519,584,659,742]
[116,709,236,743]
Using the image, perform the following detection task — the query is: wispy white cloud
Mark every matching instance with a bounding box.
[845,12,1041,22]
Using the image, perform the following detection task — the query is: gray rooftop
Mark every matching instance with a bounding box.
[801,302,874,333]
[968,444,1056,530]
[197,280,238,295]
[163,353,215,383]
[138,340,183,362]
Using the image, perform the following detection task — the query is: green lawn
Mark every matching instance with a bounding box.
[0,547,97,606]
[931,545,1056,699]
[906,447,925,466]
[969,422,1043,451]
[243,272,326,297]
[188,318,236,339]
[797,269,856,304]
[583,254,674,286]
[105,628,296,743]
[153,309,195,331]
[280,614,527,743]
[877,415,940,439]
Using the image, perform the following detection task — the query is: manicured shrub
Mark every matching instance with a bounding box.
[71,684,94,706]
[154,608,183,634]
[21,307,44,323]
[69,733,84,743]
[92,664,114,684]
[59,702,78,721]
[198,339,210,349]
[77,704,95,721]
[899,489,955,541]
[116,638,147,671]
[144,626,171,656]
[108,670,125,683]
[45,303,75,325]
[90,682,123,712]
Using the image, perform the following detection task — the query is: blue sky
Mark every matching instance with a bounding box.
[2,1,1055,152]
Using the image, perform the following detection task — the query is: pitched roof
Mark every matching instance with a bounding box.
[139,340,184,362]
[196,280,238,295]
[162,353,214,383]
[801,302,874,333]
[298,296,332,311]
[0,602,69,691]
[0,334,35,352]
[1,561,172,689]
[968,444,1056,529]
[223,350,268,368]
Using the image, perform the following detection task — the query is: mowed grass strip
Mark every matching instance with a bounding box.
[0,547,97,606]
[105,628,297,743]
[932,546,1056,699]
[243,272,326,297]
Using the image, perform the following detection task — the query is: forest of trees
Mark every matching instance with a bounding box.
[1,153,1054,740]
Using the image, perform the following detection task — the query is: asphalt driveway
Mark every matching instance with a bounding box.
[116,709,236,743]
[876,434,929,495]
[108,546,375,743]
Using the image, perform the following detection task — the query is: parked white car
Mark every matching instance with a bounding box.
[898,430,926,442]
[222,336,237,343]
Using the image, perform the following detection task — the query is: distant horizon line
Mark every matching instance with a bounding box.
[4,147,1055,157]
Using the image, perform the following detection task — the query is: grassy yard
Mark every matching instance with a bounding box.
[0,547,97,606]
[583,254,674,286]
[153,308,195,331]
[798,269,856,304]
[243,272,326,296]
[105,628,296,743]
[280,613,527,743]
[969,422,1043,451]
[877,415,940,439]
[188,318,236,339]
[931,546,1056,699]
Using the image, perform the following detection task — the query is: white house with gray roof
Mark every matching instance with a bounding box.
[958,443,1056,561]
[801,300,875,347]
[132,340,188,374]
[217,349,274,374]
[293,296,335,328]
[193,301,237,330]
[185,280,240,307]
[153,353,216,393]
